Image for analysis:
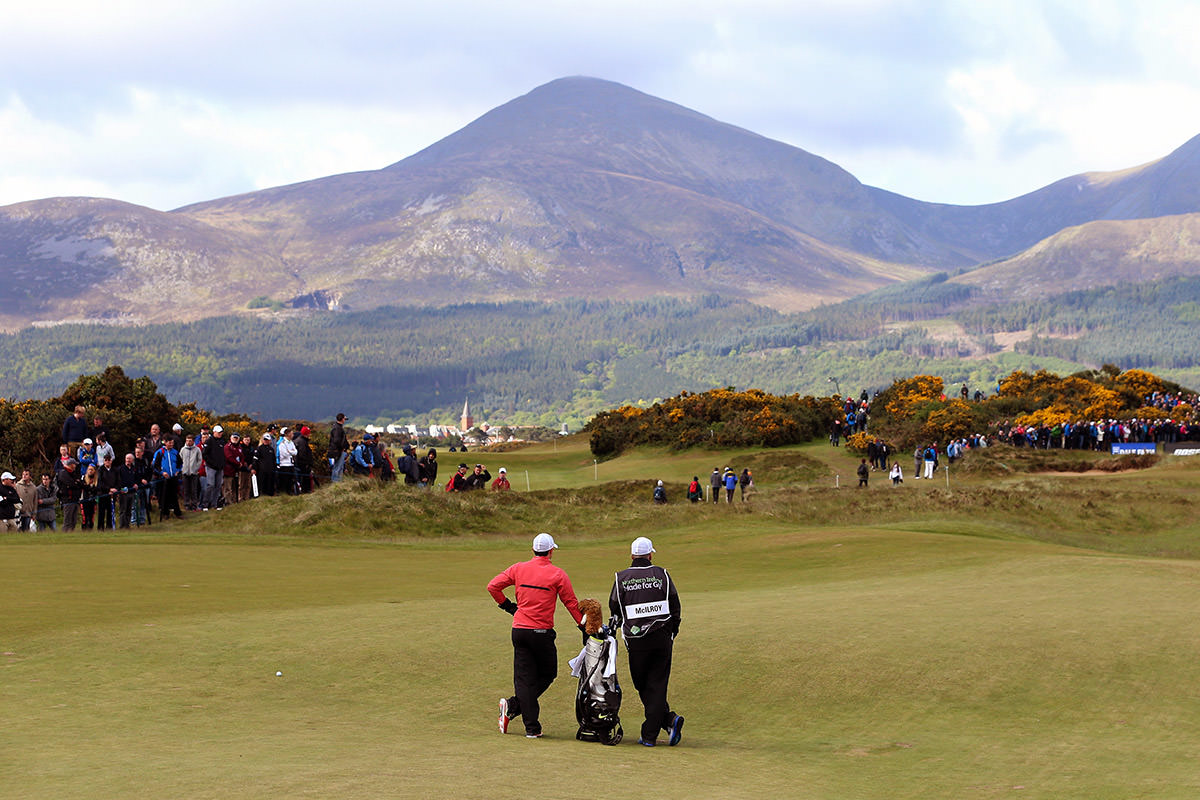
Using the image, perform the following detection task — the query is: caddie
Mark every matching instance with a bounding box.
[608,536,684,746]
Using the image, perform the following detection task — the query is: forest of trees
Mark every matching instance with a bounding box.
[1,275,1196,427]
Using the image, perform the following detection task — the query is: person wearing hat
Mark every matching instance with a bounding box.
[653,479,667,504]
[445,462,469,492]
[223,433,245,504]
[398,444,422,486]
[487,532,585,738]
[251,433,277,496]
[168,423,186,452]
[76,438,97,473]
[202,425,226,510]
[350,435,375,477]
[418,447,438,489]
[57,459,82,531]
[609,536,684,747]
[490,467,510,491]
[709,466,722,503]
[464,463,491,491]
[0,471,21,531]
[276,427,298,495]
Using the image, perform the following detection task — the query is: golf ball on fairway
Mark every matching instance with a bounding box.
[276,671,283,677]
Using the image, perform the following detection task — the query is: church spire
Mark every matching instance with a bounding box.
[460,397,473,431]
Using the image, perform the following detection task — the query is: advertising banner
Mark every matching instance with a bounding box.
[1111,443,1157,455]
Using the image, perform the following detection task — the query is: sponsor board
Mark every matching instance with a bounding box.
[1111,443,1157,456]
[1166,443,1200,456]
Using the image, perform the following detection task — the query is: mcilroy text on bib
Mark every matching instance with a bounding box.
[625,599,669,619]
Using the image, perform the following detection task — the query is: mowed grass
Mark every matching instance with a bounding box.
[6,440,1200,799]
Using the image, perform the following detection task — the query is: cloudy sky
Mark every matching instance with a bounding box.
[4,0,1199,211]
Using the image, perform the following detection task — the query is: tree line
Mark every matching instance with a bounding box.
[1,275,1197,426]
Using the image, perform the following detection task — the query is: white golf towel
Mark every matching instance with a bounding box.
[569,635,618,679]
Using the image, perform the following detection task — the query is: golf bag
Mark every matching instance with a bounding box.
[569,629,623,744]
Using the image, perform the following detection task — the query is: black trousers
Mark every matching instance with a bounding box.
[508,628,558,736]
[119,493,133,528]
[97,495,115,529]
[160,476,182,519]
[627,631,675,742]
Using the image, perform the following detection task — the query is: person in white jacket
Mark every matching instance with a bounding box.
[179,434,203,510]
[276,427,298,495]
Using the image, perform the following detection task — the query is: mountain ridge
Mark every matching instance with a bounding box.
[2,76,1200,331]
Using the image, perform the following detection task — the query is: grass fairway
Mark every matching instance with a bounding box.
[6,442,1200,799]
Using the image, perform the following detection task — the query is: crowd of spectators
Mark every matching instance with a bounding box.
[3,407,356,532]
[1,406,529,531]
[991,418,1196,450]
[654,467,754,504]
[829,393,872,445]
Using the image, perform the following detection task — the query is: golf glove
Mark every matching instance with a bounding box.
[499,599,517,615]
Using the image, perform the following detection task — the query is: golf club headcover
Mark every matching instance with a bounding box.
[579,598,604,635]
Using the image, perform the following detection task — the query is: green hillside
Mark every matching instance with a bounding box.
[2,274,1198,425]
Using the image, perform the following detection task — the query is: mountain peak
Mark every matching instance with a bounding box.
[392,76,724,170]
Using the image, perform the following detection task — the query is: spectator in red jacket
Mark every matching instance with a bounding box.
[223,433,245,505]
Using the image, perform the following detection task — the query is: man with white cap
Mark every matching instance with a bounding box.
[487,532,585,738]
[609,536,684,747]
[0,471,21,531]
[202,425,226,510]
[490,467,510,491]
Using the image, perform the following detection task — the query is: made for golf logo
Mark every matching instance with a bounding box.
[622,576,664,592]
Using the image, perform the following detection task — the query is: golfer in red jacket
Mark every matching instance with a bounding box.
[488,532,584,738]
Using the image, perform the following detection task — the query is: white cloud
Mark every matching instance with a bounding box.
[2,0,1200,209]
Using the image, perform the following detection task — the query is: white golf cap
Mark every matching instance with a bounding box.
[83,438,93,445]
[532,532,558,552]
[173,423,183,431]
[499,467,507,473]
[213,425,223,433]
[631,536,655,556]
[0,472,14,481]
